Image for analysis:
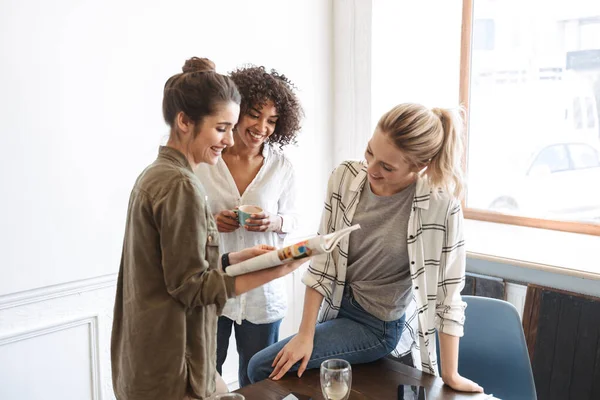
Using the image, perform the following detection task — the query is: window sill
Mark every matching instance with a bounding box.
[464,219,600,281]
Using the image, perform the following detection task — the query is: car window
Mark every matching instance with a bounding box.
[531,145,570,173]
[569,144,600,169]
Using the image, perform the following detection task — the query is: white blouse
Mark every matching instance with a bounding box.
[195,144,299,324]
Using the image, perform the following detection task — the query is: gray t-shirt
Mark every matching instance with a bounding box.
[346,181,415,321]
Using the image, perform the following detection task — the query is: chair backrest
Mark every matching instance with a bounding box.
[437,296,537,400]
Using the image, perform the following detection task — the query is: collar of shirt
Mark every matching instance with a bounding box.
[158,146,193,172]
[349,163,431,210]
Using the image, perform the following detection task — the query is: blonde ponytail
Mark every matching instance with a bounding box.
[376,103,465,200]
[428,107,465,199]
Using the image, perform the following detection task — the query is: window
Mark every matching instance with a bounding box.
[464,0,600,235]
[573,98,584,129]
[580,21,600,49]
[473,19,495,51]
[585,97,596,129]
[569,143,600,169]
[363,0,600,273]
[369,0,600,236]
[529,145,570,174]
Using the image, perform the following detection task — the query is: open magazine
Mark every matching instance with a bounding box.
[225,224,361,277]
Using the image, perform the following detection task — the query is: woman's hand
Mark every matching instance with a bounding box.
[244,211,283,233]
[214,210,240,233]
[442,373,484,393]
[269,332,314,380]
[438,331,484,393]
[229,244,275,265]
[232,255,309,296]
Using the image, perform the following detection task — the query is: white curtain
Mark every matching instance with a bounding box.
[332,0,373,166]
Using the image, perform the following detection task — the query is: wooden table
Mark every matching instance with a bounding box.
[235,357,495,399]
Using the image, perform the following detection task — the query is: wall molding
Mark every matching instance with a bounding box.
[0,274,117,311]
[0,315,102,400]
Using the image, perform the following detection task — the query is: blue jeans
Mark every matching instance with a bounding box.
[216,316,281,388]
[247,289,405,384]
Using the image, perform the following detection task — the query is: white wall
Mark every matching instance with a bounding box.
[371,0,462,124]
[0,0,332,397]
[330,0,463,165]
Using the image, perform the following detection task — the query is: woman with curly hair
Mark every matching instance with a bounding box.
[195,65,303,388]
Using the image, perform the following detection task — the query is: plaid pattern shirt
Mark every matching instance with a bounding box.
[301,161,467,375]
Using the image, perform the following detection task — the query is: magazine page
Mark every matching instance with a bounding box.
[225,224,360,277]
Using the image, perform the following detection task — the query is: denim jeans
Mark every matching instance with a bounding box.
[247,289,405,384]
[216,316,281,388]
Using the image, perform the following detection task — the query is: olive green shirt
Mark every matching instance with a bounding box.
[111,146,236,400]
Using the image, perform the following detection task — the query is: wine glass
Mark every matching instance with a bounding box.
[320,359,352,400]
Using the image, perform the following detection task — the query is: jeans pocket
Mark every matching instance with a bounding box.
[348,294,365,312]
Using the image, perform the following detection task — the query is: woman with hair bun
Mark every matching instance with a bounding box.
[110,57,306,400]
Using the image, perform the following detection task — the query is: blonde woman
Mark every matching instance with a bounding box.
[248,103,484,393]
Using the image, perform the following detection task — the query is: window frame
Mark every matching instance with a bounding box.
[460,0,600,236]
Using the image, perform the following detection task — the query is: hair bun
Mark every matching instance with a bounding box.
[182,57,216,74]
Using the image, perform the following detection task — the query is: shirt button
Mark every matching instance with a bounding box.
[411,261,415,265]
[415,286,419,290]
[409,235,414,239]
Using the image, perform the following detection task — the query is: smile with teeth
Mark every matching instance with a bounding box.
[248,130,266,140]
[211,146,225,154]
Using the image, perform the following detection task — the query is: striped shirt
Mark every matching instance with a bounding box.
[301,160,467,375]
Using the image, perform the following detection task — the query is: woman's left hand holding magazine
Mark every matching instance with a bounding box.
[232,249,310,296]
[229,244,276,265]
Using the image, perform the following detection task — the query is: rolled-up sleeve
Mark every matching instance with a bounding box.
[302,171,337,298]
[435,200,467,337]
[156,179,236,310]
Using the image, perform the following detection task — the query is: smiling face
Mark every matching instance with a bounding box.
[169,101,240,169]
[190,101,240,166]
[233,99,278,151]
[364,128,420,196]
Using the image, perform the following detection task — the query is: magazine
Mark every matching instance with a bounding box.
[225,224,361,277]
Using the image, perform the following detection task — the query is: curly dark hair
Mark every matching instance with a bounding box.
[229,65,303,148]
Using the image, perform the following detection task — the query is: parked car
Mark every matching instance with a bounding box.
[467,138,600,222]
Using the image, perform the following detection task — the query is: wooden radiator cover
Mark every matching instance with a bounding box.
[522,284,600,400]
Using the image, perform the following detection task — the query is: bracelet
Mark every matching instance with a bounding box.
[221,252,231,272]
